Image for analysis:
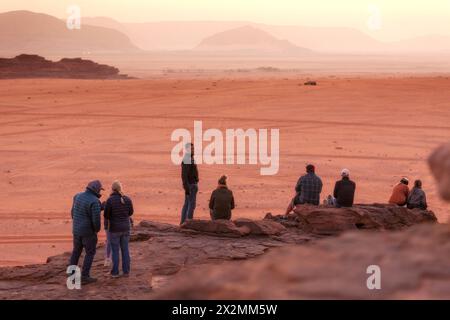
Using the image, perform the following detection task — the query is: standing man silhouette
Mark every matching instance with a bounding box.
[180,143,199,224]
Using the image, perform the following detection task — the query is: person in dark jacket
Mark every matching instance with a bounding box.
[209,175,235,220]
[286,164,323,214]
[333,169,356,207]
[104,180,134,278]
[69,180,104,285]
[407,180,428,210]
[180,143,199,224]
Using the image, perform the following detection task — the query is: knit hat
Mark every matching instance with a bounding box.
[341,168,350,177]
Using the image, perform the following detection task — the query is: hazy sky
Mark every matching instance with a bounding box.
[1,0,450,41]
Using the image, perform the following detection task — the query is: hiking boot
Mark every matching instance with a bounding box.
[81,276,97,285]
[111,273,120,279]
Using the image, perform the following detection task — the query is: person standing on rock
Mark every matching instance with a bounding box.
[285,164,323,214]
[407,180,428,210]
[333,169,356,207]
[180,143,199,224]
[209,175,235,220]
[389,177,410,206]
[104,180,134,278]
[69,180,104,285]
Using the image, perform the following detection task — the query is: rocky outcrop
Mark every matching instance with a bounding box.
[0,220,311,300]
[429,143,450,201]
[234,218,286,235]
[265,204,437,235]
[157,223,450,299]
[180,219,251,237]
[179,218,286,237]
[0,54,130,79]
[0,205,439,299]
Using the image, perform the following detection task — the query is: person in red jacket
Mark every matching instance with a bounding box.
[389,177,410,206]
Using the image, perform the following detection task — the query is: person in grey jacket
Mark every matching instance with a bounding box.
[69,180,104,285]
[407,180,428,210]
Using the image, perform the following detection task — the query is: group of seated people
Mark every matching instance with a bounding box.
[209,164,428,220]
[284,164,356,214]
[388,177,427,210]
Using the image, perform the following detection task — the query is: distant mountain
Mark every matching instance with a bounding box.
[0,11,140,55]
[81,19,384,53]
[6,11,450,54]
[256,24,386,53]
[194,25,313,55]
[82,16,130,35]
[120,21,248,51]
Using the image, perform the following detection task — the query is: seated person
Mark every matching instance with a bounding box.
[333,169,356,208]
[407,180,428,210]
[209,176,235,220]
[389,177,410,206]
[286,164,323,214]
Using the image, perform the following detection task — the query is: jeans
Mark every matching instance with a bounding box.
[110,231,130,276]
[104,230,112,259]
[69,234,98,278]
[180,183,198,224]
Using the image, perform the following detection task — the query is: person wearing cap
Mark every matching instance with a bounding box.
[333,169,356,207]
[69,180,104,285]
[389,177,410,206]
[407,180,428,210]
[104,180,134,278]
[209,175,235,220]
[286,164,323,214]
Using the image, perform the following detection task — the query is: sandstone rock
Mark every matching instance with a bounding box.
[234,218,286,235]
[429,143,450,201]
[180,219,250,237]
[0,54,130,79]
[266,204,436,235]
[157,223,450,299]
[0,205,440,299]
[129,231,152,242]
[139,220,179,233]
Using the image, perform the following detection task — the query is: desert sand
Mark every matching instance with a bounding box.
[1,75,449,266]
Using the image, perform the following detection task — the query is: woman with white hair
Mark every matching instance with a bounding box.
[104,180,134,278]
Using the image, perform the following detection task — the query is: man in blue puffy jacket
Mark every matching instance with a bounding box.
[69,180,104,285]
